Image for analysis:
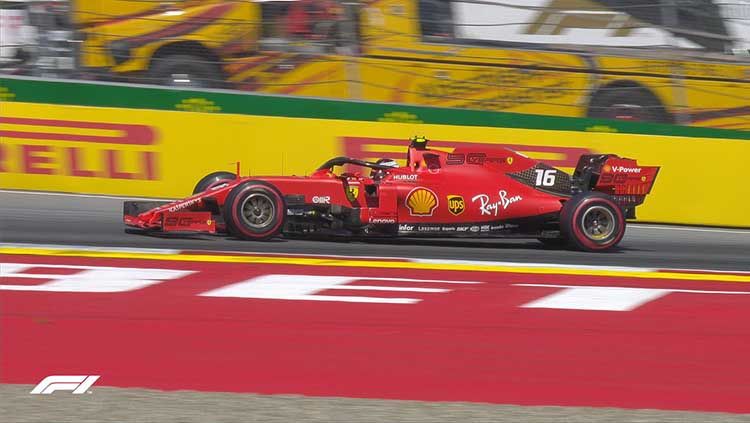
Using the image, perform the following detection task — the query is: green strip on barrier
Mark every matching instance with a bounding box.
[1,76,747,140]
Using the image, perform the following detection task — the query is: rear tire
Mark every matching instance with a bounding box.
[560,192,625,252]
[224,182,285,241]
[193,171,236,195]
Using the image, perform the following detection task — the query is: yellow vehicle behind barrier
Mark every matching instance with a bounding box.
[75,0,257,84]
[58,0,750,129]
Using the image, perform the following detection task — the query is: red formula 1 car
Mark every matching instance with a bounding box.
[124,137,659,251]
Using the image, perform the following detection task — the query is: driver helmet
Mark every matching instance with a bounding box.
[410,135,428,150]
[371,158,399,180]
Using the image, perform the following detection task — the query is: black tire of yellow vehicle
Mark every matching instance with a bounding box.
[148,54,222,88]
[587,84,672,124]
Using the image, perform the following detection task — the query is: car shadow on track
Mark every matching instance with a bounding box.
[126,228,635,254]
[281,235,635,254]
[363,238,633,254]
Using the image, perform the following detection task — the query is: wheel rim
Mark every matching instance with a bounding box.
[240,192,276,229]
[580,205,616,242]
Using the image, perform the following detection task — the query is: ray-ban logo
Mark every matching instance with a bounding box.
[30,375,100,394]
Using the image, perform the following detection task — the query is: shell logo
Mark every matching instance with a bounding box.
[405,187,438,216]
[603,164,612,173]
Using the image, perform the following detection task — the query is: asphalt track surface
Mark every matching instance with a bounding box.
[1,190,749,271]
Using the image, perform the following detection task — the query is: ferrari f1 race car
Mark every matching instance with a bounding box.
[124,137,659,251]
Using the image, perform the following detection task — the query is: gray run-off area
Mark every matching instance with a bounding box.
[2,385,749,423]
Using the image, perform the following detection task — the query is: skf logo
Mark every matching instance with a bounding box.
[447,195,465,216]
[406,187,438,216]
[30,375,100,394]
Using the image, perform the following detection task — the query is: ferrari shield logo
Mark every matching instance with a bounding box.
[346,186,359,202]
[447,195,465,216]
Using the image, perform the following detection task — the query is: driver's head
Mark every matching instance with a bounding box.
[371,158,399,180]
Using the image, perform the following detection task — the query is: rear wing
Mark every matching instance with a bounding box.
[572,154,660,218]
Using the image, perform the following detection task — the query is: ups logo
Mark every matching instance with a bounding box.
[447,195,465,216]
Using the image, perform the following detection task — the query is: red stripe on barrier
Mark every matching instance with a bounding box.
[0,117,156,145]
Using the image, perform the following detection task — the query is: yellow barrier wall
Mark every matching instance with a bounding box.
[2,101,749,227]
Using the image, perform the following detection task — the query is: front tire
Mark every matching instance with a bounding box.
[560,193,625,252]
[224,182,285,241]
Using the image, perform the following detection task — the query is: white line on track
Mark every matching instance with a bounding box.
[0,243,181,255]
[3,241,670,273]
[412,258,657,273]
[0,242,414,262]
[3,242,749,276]
[357,277,481,284]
